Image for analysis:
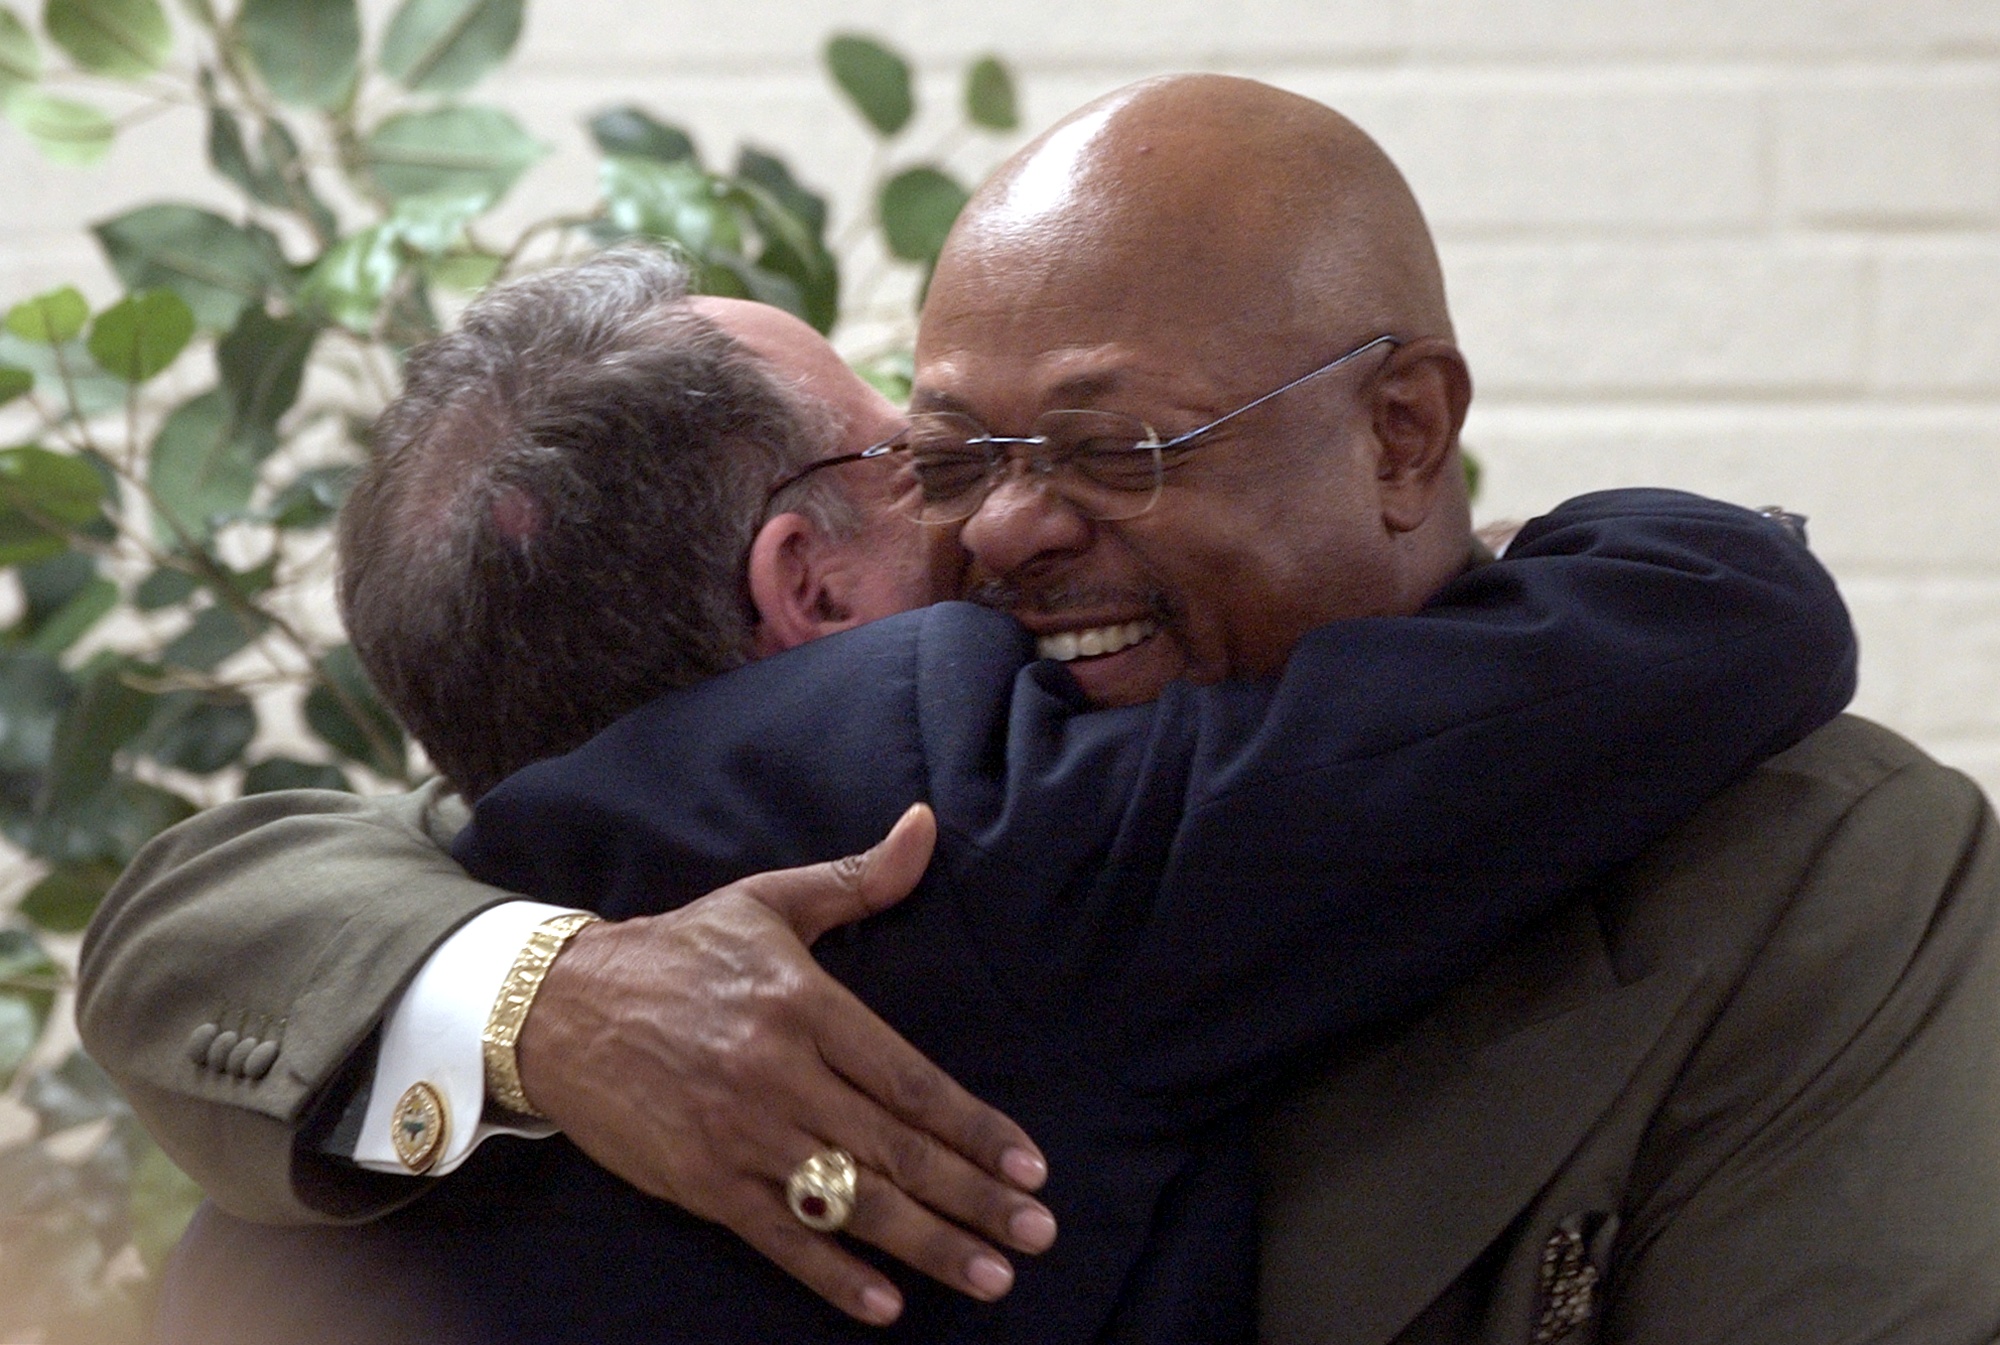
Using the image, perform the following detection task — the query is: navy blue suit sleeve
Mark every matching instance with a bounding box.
[458,489,1854,1119]
[1074,489,1855,1108]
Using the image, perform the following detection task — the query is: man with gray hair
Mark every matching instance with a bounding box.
[340,248,897,799]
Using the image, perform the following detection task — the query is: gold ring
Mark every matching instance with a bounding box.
[785,1147,858,1232]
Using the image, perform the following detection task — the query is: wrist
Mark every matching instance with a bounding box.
[482,912,601,1119]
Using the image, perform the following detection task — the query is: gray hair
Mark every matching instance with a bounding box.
[339,248,855,799]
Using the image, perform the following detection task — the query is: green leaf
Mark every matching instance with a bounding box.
[723,168,837,332]
[588,105,696,166]
[0,664,67,847]
[0,7,42,88]
[44,0,169,79]
[388,189,491,254]
[304,643,404,776]
[427,250,500,293]
[298,226,400,332]
[0,364,29,405]
[24,1050,126,1131]
[3,88,115,165]
[0,651,72,777]
[855,348,912,403]
[85,288,194,382]
[0,331,123,417]
[132,565,196,610]
[95,205,288,330]
[218,307,316,431]
[242,755,350,793]
[964,55,1017,130]
[19,861,117,931]
[237,0,359,110]
[206,104,261,198]
[35,772,196,870]
[260,118,339,240]
[24,575,114,654]
[262,464,348,528]
[703,253,804,316]
[158,602,265,671]
[13,549,94,626]
[127,1138,201,1272]
[0,994,39,1085]
[600,156,740,257]
[878,165,969,264]
[31,659,152,856]
[134,690,255,770]
[5,287,88,344]
[379,0,521,95]
[0,447,106,566]
[361,105,544,204]
[735,147,827,238]
[0,928,58,1085]
[825,33,912,137]
[95,779,198,863]
[207,107,332,240]
[214,555,276,599]
[148,389,275,544]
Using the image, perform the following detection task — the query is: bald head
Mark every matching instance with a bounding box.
[936,75,1453,363]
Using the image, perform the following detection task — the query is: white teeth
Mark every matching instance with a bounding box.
[1037,620,1157,663]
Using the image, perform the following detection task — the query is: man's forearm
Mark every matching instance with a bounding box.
[75,781,518,1223]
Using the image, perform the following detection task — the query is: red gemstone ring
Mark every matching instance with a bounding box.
[785,1147,858,1232]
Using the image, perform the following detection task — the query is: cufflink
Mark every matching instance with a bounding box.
[390,1081,449,1173]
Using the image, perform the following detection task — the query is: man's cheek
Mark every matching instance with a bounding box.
[927,526,972,602]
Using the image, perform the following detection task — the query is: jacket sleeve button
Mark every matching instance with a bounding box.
[186,1024,219,1067]
[243,1040,280,1080]
[226,1036,259,1077]
[205,1031,239,1072]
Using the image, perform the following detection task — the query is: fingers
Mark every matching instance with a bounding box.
[727,1179,908,1326]
[807,1068,1056,1257]
[840,1162,1019,1300]
[817,979,1049,1199]
[747,804,938,944]
[748,1140,1022,1322]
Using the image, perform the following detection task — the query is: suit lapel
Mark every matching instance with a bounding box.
[1256,902,1705,1345]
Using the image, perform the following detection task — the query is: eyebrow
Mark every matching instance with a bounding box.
[910,368,1130,417]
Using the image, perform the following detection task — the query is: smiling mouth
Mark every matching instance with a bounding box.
[1035,620,1159,663]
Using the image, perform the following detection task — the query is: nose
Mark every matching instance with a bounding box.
[956,462,1094,581]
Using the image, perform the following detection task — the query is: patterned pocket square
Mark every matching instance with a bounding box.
[1533,1212,1618,1344]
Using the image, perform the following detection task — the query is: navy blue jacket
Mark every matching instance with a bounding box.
[162,492,1856,1344]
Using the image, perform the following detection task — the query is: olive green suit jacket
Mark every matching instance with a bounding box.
[1257,715,2000,1344]
[78,779,498,1222]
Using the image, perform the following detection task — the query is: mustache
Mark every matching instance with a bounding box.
[965,577,1169,620]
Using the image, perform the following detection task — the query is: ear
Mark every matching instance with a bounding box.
[746,513,867,656]
[1368,339,1472,534]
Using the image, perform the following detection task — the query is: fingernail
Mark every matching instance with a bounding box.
[1010,1205,1058,1252]
[966,1253,1014,1299]
[1001,1146,1047,1189]
[860,1285,902,1324]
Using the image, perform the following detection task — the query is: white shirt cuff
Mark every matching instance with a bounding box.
[352,900,582,1175]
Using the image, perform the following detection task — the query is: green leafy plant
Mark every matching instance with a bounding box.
[0,13,1019,1340]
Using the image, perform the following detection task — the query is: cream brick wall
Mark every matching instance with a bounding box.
[4,0,1997,796]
